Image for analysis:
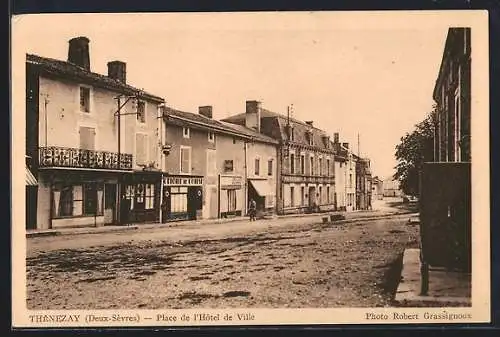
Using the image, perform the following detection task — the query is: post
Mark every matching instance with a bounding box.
[217,174,221,218]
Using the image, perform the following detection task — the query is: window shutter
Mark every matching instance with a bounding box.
[79,126,95,150]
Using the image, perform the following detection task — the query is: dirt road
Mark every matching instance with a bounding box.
[26,212,419,309]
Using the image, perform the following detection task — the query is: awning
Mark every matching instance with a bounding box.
[249,179,273,197]
[25,166,38,186]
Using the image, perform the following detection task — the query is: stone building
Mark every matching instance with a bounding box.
[332,135,357,212]
[223,101,335,215]
[161,105,278,222]
[355,156,372,210]
[25,36,165,229]
[433,27,471,162]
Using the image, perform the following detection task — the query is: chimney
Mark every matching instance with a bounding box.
[68,36,90,70]
[199,106,213,119]
[245,100,261,132]
[305,121,313,126]
[342,142,349,149]
[333,132,339,144]
[107,61,127,83]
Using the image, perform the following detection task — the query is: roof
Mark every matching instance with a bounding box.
[26,53,164,103]
[164,106,276,144]
[218,121,278,144]
[222,108,334,151]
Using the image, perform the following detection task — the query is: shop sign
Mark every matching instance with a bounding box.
[220,175,243,190]
[163,175,203,186]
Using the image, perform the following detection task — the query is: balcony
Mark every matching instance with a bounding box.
[39,146,133,170]
[282,173,335,185]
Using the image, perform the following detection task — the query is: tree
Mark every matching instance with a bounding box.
[393,108,436,196]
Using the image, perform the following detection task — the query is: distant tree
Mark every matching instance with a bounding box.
[393,108,436,196]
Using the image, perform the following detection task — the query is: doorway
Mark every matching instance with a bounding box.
[104,183,117,224]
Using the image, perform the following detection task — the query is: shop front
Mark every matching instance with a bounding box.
[161,175,203,222]
[248,178,275,214]
[38,169,122,229]
[121,170,162,224]
[219,175,243,218]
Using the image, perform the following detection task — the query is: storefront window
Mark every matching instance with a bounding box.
[145,184,155,210]
[171,187,188,213]
[53,183,103,218]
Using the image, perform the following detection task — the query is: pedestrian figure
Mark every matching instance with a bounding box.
[248,198,257,221]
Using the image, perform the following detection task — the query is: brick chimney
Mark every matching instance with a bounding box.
[68,36,90,70]
[305,121,313,126]
[107,61,127,83]
[333,132,339,144]
[245,100,261,132]
[199,106,213,119]
[342,142,349,149]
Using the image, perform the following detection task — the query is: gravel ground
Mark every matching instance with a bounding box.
[26,214,420,309]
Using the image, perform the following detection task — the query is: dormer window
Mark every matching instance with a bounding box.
[322,135,330,148]
[306,130,314,146]
[183,127,190,139]
[286,125,294,142]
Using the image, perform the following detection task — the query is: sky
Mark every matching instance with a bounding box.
[13,12,458,180]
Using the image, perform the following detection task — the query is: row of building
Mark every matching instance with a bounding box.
[24,36,374,230]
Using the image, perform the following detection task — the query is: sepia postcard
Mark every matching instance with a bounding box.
[11,10,490,328]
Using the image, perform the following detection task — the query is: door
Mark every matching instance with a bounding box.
[26,186,37,230]
[308,186,316,208]
[104,183,116,224]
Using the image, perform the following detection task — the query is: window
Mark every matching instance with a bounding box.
[224,160,234,173]
[171,187,188,213]
[301,186,305,206]
[79,87,90,112]
[180,146,191,174]
[183,127,190,139]
[233,137,237,144]
[79,126,95,150]
[131,183,155,210]
[53,183,103,218]
[290,153,295,174]
[327,186,330,203]
[290,186,295,207]
[319,158,323,176]
[310,156,314,175]
[326,159,330,176]
[319,186,322,204]
[349,174,353,188]
[254,158,260,176]
[136,101,146,123]
[207,149,217,176]
[208,132,215,143]
[289,127,294,141]
[268,159,273,176]
[228,190,237,212]
[135,133,148,166]
[300,155,305,174]
[144,184,155,210]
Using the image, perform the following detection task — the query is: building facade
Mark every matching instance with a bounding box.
[332,134,356,211]
[26,36,165,230]
[355,156,372,210]
[433,27,471,163]
[371,176,384,200]
[161,105,278,222]
[382,178,402,197]
[223,101,335,215]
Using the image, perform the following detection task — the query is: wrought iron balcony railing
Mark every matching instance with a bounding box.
[39,146,133,170]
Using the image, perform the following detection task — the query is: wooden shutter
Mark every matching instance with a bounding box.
[79,126,95,150]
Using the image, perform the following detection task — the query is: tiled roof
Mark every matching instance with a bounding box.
[218,121,278,144]
[26,54,164,103]
[223,108,334,151]
[164,106,259,140]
